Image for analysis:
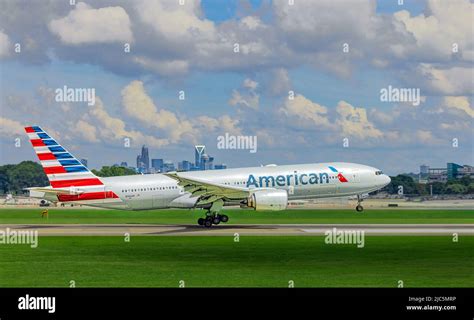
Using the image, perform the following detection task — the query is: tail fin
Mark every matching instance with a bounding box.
[24,126,103,188]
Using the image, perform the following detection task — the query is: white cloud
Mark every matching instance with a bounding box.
[243,78,258,90]
[229,90,259,110]
[121,80,195,143]
[279,94,331,128]
[49,2,133,45]
[133,56,189,76]
[443,96,474,118]
[229,78,260,109]
[129,0,278,75]
[195,115,242,136]
[274,0,377,43]
[415,130,441,145]
[0,30,11,58]
[88,96,169,148]
[215,115,242,136]
[75,120,99,143]
[414,64,473,95]
[1,0,471,81]
[240,16,263,31]
[394,0,474,62]
[254,129,275,147]
[440,120,472,131]
[267,68,291,96]
[336,101,383,139]
[369,108,398,125]
[0,117,24,137]
[136,0,216,41]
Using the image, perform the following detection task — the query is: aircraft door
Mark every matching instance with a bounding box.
[152,194,165,209]
[350,170,361,183]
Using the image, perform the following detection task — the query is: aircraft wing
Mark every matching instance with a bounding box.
[164,172,249,206]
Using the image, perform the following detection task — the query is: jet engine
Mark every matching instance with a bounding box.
[244,189,288,211]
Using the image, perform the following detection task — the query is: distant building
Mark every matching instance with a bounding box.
[129,144,223,174]
[162,160,175,173]
[425,162,473,183]
[178,160,192,171]
[428,167,447,183]
[447,162,463,180]
[420,164,429,175]
[201,153,214,170]
[80,158,88,167]
[142,145,149,170]
[136,145,150,173]
[456,165,474,179]
[120,162,128,167]
[195,145,205,170]
[151,159,164,173]
[214,164,227,170]
[136,155,143,173]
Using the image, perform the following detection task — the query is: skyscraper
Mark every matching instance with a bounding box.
[151,159,164,172]
[136,145,150,173]
[195,145,205,170]
[141,145,149,171]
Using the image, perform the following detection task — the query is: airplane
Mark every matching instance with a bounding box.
[24,126,391,227]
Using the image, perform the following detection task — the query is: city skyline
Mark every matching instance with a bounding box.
[132,143,226,173]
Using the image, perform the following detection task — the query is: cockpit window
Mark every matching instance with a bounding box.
[375,170,383,175]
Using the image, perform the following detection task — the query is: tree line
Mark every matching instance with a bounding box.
[0,162,136,195]
[384,174,474,196]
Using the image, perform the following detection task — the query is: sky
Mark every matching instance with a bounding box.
[0,0,473,175]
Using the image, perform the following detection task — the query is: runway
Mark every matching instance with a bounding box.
[1,224,473,236]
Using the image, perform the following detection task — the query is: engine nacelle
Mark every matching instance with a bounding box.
[245,189,288,211]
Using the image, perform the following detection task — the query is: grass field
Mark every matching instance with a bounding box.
[0,236,472,287]
[0,208,473,224]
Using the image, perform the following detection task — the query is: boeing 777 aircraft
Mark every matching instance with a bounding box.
[24,126,391,227]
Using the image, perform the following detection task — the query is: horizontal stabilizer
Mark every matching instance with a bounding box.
[25,187,85,195]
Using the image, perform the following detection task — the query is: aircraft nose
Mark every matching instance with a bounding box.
[382,174,391,187]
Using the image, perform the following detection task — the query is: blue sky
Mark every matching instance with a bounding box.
[0,0,472,175]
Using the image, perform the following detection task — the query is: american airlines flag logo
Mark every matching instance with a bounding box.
[328,166,348,183]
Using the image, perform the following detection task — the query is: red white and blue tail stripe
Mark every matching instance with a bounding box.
[24,126,119,203]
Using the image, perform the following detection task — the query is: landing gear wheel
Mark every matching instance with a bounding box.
[213,217,221,225]
[356,205,364,212]
[204,219,213,228]
[220,215,229,223]
[198,218,205,226]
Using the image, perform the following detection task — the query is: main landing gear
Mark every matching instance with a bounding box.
[196,199,228,228]
[197,213,229,228]
[355,194,364,212]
